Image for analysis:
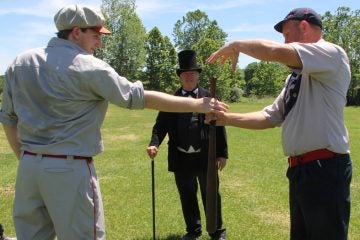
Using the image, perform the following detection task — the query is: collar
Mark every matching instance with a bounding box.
[181,87,198,97]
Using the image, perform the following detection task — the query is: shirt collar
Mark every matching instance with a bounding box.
[181,87,198,96]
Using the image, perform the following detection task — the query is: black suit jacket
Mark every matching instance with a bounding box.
[149,86,228,172]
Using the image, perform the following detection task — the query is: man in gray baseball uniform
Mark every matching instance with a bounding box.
[0,4,228,240]
[207,7,352,240]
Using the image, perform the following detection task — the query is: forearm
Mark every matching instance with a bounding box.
[145,90,229,114]
[2,124,21,160]
[144,90,198,112]
[230,39,301,68]
[225,111,275,129]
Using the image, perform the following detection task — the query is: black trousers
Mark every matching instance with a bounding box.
[174,170,223,234]
[287,154,352,240]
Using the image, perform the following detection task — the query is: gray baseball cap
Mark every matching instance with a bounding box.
[54,4,111,34]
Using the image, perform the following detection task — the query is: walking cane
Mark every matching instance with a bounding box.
[151,158,156,240]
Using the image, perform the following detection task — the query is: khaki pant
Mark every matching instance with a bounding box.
[13,152,105,240]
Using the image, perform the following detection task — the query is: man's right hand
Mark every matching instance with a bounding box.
[205,111,227,126]
[146,146,158,159]
[200,97,229,114]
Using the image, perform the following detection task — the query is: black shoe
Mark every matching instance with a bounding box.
[0,224,16,240]
[0,234,17,240]
[181,231,202,240]
[1,236,17,240]
[210,229,226,240]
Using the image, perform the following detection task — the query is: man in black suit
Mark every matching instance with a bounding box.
[146,50,228,240]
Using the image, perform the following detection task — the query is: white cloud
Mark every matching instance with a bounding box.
[135,0,265,16]
[0,0,105,73]
[0,0,102,18]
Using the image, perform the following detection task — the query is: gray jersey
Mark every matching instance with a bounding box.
[262,39,351,156]
[0,37,145,156]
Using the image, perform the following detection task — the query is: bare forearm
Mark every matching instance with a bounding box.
[230,40,301,68]
[144,90,228,113]
[145,90,196,112]
[2,124,21,160]
[225,111,275,129]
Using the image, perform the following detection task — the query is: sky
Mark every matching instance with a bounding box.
[1,0,359,74]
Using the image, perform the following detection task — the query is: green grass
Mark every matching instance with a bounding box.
[1,100,359,239]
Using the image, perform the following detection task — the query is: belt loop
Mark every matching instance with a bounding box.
[317,160,322,167]
[20,151,25,159]
[66,155,74,164]
[36,153,42,162]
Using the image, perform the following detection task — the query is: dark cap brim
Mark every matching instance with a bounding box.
[274,8,323,33]
[274,20,285,33]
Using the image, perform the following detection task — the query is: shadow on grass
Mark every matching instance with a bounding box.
[137,234,183,240]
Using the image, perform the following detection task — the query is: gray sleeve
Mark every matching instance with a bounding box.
[92,69,145,109]
[261,87,285,127]
[0,68,18,127]
[72,57,145,110]
[290,41,343,76]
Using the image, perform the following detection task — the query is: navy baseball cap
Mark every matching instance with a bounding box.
[274,7,323,33]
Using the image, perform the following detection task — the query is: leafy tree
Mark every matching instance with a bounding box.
[144,27,165,90]
[144,27,178,93]
[245,62,289,97]
[229,83,244,102]
[161,37,179,93]
[323,7,360,105]
[173,10,223,50]
[243,62,259,96]
[98,0,146,80]
[0,75,4,99]
[172,10,242,100]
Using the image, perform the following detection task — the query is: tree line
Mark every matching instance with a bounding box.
[1,1,359,105]
[96,0,241,101]
[95,0,359,104]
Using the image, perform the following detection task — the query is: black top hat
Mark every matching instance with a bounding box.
[176,49,202,76]
[274,7,323,33]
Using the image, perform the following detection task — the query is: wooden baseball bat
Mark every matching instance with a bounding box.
[206,77,218,234]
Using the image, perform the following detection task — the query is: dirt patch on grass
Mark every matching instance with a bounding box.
[257,210,289,228]
[106,133,139,141]
[0,184,15,196]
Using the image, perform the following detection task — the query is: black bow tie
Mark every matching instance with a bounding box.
[182,89,198,98]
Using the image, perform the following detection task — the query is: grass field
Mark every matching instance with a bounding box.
[0,100,359,239]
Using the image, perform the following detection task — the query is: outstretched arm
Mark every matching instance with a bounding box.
[207,39,302,72]
[207,111,275,130]
[144,90,228,113]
